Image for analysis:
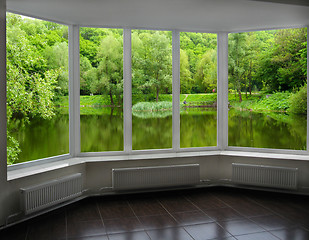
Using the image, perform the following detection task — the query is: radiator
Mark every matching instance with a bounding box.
[20,173,83,215]
[232,163,298,190]
[113,164,200,191]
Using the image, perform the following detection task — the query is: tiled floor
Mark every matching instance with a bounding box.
[1,187,309,240]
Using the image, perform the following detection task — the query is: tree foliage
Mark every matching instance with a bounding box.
[132,31,172,102]
[228,28,307,105]
[5,12,308,164]
[6,13,68,164]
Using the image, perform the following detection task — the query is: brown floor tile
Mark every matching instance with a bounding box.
[212,190,251,207]
[129,199,167,216]
[97,200,135,220]
[202,207,244,221]
[172,210,214,226]
[158,197,198,213]
[185,192,227,209]
[218,219,265,236]
[104,217,143,234]
[27,212,66,240]
[67,198,101,222]
[147,227,194,240]
[231,202,271,217]
[184,222,232,240]
[139,214,178,230]
[108,231,151,240]
[235,232,280,240]
[67,235,108,240]
[250,214,295,231]
[270,227,309,240]
[213,237,237,240]
[67,220,106,238]
[2,187,309,240]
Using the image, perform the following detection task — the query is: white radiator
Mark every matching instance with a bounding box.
[20,173,83,215]
[232,163,298,190]
[113,164,200,191]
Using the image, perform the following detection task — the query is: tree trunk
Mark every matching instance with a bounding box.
[156,87,159,102]
[109,90,114,106]
[248,60,252,95]
[238,88,242,103]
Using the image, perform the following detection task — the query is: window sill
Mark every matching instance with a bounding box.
[7,150,309,181]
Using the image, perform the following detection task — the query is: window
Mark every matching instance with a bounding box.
[6,13,69,165]
[131,30,173,150]
[6,21,308,167]
[180,32,217,148]
[80,27,124,152]
[228,28,307,150]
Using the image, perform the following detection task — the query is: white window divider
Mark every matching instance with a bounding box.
[217,32,229,150]
[69,25,81,157]
[123,28,132,153]
[172,30,180,152]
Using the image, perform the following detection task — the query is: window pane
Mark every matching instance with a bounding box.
[228,28,307,150]
[132,30,172,150]
[180,32,217,148]
[6,13,69,165]
[80,28,123,152]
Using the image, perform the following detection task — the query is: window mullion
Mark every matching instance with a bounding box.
[172,30,180,152]
[217,32,229,150]
[0,0,7,178]
[68,25,81,157]
[123,28,132,153]
[307,26,309,153]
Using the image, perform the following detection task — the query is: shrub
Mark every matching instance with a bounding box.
[132,101,172,112]
[288,84,307,115]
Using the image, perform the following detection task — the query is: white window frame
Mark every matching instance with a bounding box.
[4,12,309,172]
[226,27,309,155]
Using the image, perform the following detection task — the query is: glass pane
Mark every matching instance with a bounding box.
[180,32,217,148]
[228,28,307,150]
[6,13,69,165]
[132,30,172,150]
[80,28,123,152]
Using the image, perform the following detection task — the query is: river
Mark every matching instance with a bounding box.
[10,107,306,164]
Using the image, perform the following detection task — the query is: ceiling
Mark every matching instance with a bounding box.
[6,0,309,32]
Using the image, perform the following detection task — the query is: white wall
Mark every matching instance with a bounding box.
[1,154,309,227]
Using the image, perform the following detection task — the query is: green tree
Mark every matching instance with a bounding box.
[6,13,63,164]
[228,33,249,102]
[257,28,307,92]
[132,31,172,102]
[96,34,123,105]
[44,42,69,95]
[195,49,217,93]
[180,49,193,94]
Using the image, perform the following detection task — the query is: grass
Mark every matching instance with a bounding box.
[185,93,217,102]
[55,95,118,107]
[56,93,218,107]
[56,92,303,114]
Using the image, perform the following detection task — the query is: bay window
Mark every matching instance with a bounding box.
[6,15,308,167]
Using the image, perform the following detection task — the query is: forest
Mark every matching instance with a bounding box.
[6,12,307,164]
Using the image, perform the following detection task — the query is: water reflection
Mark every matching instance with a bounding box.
[228,109,306,150]
[11,107,307,164]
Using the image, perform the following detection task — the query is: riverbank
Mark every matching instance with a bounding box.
[55,89,306,115]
